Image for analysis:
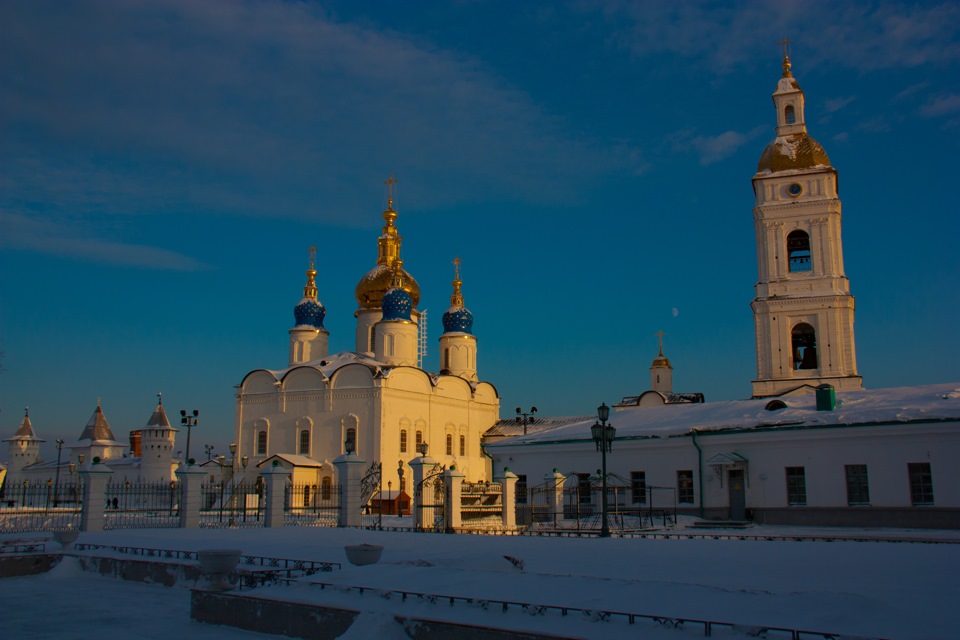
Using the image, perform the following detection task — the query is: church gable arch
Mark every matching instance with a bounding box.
[241,370,280,394]
[330,364,375,389]
[385,367,433,394]
[283,367,327,392]
[434,375,472,400]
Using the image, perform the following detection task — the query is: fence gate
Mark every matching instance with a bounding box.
[360,462,382,529]
[414,467,446,532]
[284,481,340,527]
[103,480,180,530]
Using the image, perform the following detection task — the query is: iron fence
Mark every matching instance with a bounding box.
[0,479,83,533]
[200,480,264,528]
[517,473,677,533]
[284,482,339,527]
[103,480,180,530]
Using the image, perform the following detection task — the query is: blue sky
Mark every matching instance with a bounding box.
[2,0,958,460]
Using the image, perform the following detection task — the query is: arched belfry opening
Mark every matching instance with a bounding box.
[784,104,796,124]
[792,323,818,370]
[787,230,811,272]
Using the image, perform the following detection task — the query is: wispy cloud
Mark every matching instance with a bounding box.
[679,126,766,165]
[0,0,636,233]
[823,96,856,113]
[919,94,960,118]
[0,211,206,271]
[599,1,960,73]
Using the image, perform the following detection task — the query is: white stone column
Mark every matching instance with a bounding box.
[545,468,566,526]
[444,467,464,532]
[176,463,206,529]
[333,453,366,528]
[261,462,291,528]
[409,455,437,529]
[496,469,518,530]
[80,461,114,533]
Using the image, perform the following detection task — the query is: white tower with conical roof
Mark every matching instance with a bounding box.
[139,395,178,482]
[4,408,44,480]
[751,48,862,397]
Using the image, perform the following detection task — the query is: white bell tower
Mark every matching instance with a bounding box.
[751,48,863,397]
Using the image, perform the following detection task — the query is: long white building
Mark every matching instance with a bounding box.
[485,54,960,529]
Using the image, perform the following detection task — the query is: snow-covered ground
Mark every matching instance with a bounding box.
[2,523,958,640]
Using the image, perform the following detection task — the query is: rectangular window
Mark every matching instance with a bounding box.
[459,435,466,457]
[845,464,870,505]
[908,463,934,505]
[630,471,646,505]
[400,430,407,453]
[415,431,423,449]
[577,473,592,504]
[677,470,694,504]
[256,431,267,455]
[785,467,807,505]
[299,430,310,455]
[445,434,453,455]
[516,474,527,504]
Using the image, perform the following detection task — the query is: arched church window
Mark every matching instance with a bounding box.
[787,230,812,272]
[415,430,423,449]
[443,348,450,371]
[345,427,357,453]
[256,431,267,455]
[299,430,310,455]
[321,476,332,500]
[386,334,395,356]
[369,326,376,352]
[792,323,818,370]
[459,435,466,457]
[400,429,407,453]
[785,105,796,124]
[446,434,453,456]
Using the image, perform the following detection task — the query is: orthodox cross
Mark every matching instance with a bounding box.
[453,256,462,280]
[655,330,666,354]
[384,173,398,203]
[777,36,791,58]
[308,244,317,269]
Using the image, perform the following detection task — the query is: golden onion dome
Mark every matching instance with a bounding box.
[757,133,831,173]
[651,354,672,368]
[355,263,421,309]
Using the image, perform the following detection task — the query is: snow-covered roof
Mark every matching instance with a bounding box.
[144,400,177,431]
[257,453,326,468]
[486,383,960,448]
[4,409,44,442]
[78,403,118,443]
[484,415,593,438]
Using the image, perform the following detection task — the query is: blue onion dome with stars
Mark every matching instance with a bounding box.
[293,247,326,329]
[442,257,473,335]
[382,287,413,321]
[381,267,413,321]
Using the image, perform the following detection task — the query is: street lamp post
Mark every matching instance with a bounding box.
[397,461,405,518]
[228,443,237,525]
[180,409,199,462]
[53,438,65,506]
[516,407,538,435]
[590,402,616,538]
[204,444,214,461]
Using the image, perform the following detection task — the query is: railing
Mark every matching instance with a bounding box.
[284,483,339,527]
[200,481,264,528]
[72,543,342,573]
[0,480,83,533]
[305,581,883,640]
[103,480,180,530]
[0,542,46,554]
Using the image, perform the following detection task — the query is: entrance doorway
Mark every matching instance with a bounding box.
[728,469,746,521]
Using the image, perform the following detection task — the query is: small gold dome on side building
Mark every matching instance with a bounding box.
[757,133,831,173]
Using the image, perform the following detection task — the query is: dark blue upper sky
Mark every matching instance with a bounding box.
[2,0,958,458]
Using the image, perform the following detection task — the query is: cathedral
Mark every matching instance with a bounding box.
[233,186,500,489]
